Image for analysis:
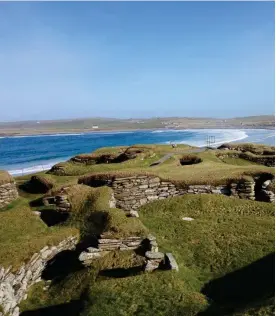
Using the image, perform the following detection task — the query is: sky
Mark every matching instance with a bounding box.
[0,1,274,121]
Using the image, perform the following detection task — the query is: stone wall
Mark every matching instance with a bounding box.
[111,177,233,211]
[0,236,78,316]
[0,182,18,209]
[111,176,185,211]
[79,234,145,266]
[79,174,274,213]
[230,179,255,200]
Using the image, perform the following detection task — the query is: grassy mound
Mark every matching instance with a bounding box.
[20,175,55,194]
[0,170,14,185]
[218,143,275,155]
[0,197,78,270]
[50,185,148,239]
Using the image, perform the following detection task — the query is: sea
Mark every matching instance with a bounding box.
[0,128,274,176]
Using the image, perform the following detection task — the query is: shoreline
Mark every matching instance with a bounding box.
[0,126,274,138]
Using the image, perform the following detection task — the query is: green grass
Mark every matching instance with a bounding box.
[7,143,276,315]
[0,197,78,270]
[21,194,274,316]
[45,146,274,187]
[219,157,260,166]
[139,194,274,278]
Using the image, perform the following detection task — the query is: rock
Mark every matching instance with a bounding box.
[182,217,194,221]
[139,198,147,205]
[262,180,271,189]
[87,247,101,253]
[145,251,164,260]
[147,234,156,241]
[32,211,41,216]
[144,260,160,272]
[98,239,121,244]
[165,253,179,271]
[79,251,102,262]
[139,184,148,189]
[147,195,158,201]
[129,210,139,218]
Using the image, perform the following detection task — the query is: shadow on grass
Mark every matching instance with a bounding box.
[20,300,83,316]
[199,252,275,315]
[98,265,144,279]
[40,209,69,227]
[20,288,90,316]
[41,249,84,283]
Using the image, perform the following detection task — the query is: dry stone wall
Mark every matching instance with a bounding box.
[0,182,18,209]
[111,177,233,211]
[79,174,274,213]
[0,236,78,316]
[112,176,185,211]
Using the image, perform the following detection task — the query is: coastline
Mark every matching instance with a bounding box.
[0,126,274,138]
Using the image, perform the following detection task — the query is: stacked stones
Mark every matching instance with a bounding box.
[144,251,164,272]
[147,234,158,252]
[98,236,144,251]
[79,247,109,266]
[0,236,78,316]
[111,176,185,212]
[79,235,145,266]
[55,194,71,212]
[0,182,18,209]
[230,180,255,200]
[187,184,230,195]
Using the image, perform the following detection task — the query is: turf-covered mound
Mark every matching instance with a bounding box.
[0,170,14,185]
[47,162,67,175]
[50,185,147,239]
[218,143,275,155]
[21,175,55,194]
[70,146,154,165]
[216,150,275,167]
[180,154,202,165]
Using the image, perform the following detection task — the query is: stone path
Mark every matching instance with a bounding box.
[150,147,208,167]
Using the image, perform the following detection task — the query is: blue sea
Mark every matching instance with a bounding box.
[0,128,274,176]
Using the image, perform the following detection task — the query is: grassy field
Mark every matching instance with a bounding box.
[45,145,274,187]
[19,194,274,316]
[1,142,274,315]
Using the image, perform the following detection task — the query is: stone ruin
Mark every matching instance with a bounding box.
[0,171,18,209]
[78,233,178,273]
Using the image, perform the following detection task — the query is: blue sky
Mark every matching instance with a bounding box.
[0,2,274,121]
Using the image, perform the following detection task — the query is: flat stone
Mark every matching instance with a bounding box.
[139,184,148,189]
[145,251,164,260]
[165,253,179,271]
[182,217,194,221]
[87,247,101,253]
[98,239,120,244]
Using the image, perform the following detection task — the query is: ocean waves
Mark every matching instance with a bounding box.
[1,128,274,176]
